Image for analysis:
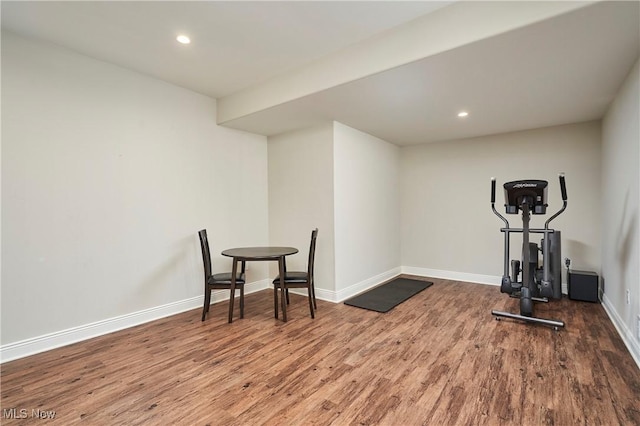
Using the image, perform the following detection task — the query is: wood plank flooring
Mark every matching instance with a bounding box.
[2,276,639,425]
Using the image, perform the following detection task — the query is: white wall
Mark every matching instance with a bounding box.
[400,121,602,284]
[267,124,335,296]
[1,33,269,349]
[333,122,401,295]
[268,122,401,301]
[601,58,639,364]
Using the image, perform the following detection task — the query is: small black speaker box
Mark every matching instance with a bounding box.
[568,270,599,302]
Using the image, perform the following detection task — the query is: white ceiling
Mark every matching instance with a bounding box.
[2,1,639,146]
[0,1,450,98]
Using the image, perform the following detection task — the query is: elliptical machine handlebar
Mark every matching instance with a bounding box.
[490,177,509,227]
[559,173,567,202]
[544,173,568,229]
[491,177,496,204]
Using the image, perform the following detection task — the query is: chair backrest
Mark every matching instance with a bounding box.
[198,229,212,280]
[307,228,318,280]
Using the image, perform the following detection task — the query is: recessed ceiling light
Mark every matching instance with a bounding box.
[457,111,469,118]
[176,35,191,44]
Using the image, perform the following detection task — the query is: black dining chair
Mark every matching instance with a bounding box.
[199,229,246,322]
[272,228,318,319]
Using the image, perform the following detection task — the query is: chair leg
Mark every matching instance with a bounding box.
[240,285,245,319]
[202,287,211,321]
[273,286,279,319]
[311,284,317,309]
[228,259,239,324]
[286,288,290,305]
[307,285,315,319]
[278,258,287,322]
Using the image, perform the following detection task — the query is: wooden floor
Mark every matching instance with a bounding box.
[2,276,639,425]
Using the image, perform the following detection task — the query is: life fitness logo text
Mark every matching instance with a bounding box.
[513,183,538,189]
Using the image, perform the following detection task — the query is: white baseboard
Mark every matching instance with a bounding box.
[286,287,335,302]
[334,267,402,302]
[288,267,402,303]
[401,266,501,286]
[601,294,640,370]
[298,267,501,303]
[401,266,571,295]
[0,279,270,364]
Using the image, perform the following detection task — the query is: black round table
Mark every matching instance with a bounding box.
[222,246,298,322]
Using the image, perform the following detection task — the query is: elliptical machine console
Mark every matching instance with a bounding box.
[503,180,548,214]
[490,174,567,329]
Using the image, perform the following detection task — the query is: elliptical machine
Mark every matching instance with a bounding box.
[490,173,567,329]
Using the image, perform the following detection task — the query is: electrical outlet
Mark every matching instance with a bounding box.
[626,289,631,305]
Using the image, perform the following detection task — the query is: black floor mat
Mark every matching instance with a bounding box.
[343,278,433,313]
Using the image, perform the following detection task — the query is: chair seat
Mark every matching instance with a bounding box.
[272,271,308,284]
[209,272,245,285]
